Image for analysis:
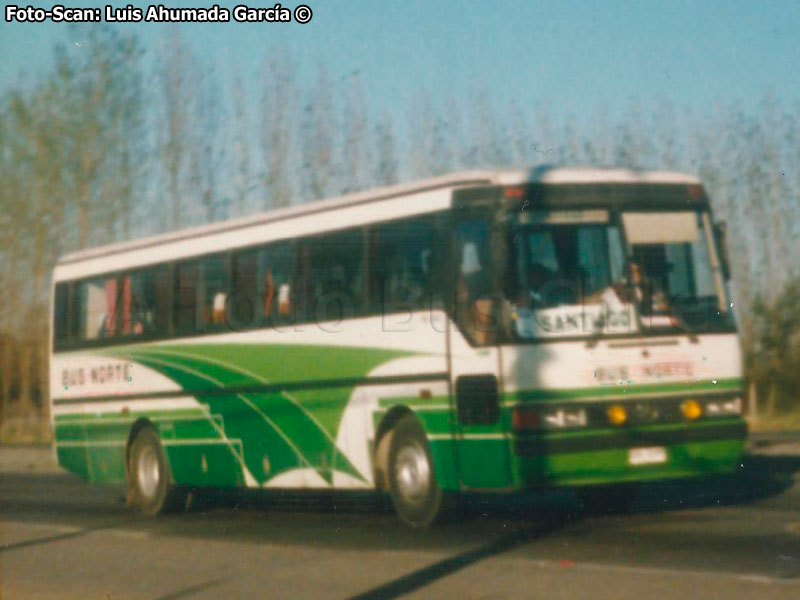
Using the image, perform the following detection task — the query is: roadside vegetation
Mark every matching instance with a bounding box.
[1,25,799,440]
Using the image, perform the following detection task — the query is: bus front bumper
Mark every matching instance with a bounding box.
[511,418,747,488]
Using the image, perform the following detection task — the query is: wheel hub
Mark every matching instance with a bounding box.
[395,442,430,504]
[137,445,161,500]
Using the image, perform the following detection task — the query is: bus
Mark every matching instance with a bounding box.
[49,167,746,527]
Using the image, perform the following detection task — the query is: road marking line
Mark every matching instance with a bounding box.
[2,522,82,535]
[103,529,151,540]
[3,521,151,542]
[516,557,800,585]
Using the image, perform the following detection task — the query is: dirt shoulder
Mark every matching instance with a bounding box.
[0,443,61,474]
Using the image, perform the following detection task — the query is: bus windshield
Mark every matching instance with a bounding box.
[622,210,729,330]
[506,209,634,339]
[503,208,730,340]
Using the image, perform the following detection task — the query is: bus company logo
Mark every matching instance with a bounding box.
[593,365,630,383]
[639,361,693,379]
[62,363,133,388]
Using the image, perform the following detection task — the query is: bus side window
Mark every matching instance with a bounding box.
[53,283,71,348]
[371,217,437,314]
[231,249,261,330]
[126,266,169,337]
[174,261,200,334]
[201,254,230,330]
[455,220,495,346]
[303,230,366,324]
[73,276,120,342]
[263,242,296,326]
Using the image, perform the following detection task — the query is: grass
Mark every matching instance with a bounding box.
[0,415,52,445]
[747,412,800,433]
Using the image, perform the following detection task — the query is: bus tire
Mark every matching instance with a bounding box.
[388,415,444,527]
[127,426,183,516]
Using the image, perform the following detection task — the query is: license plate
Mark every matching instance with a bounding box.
[628,446,667,466]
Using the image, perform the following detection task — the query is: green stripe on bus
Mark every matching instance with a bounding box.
[99,342,417,485]
[507,378,743,403]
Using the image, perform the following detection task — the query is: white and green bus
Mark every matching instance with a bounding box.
[50,167,746,526]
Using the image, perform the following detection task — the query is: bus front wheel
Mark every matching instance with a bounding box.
[388,415,444,527]
[127,426,183,515]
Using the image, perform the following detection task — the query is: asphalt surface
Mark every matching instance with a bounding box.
[2,444,800,599]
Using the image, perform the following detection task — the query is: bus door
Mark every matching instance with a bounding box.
[449,203,513,490]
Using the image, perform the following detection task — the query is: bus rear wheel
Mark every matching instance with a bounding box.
[388,415,444,527]
[127,426,183,515]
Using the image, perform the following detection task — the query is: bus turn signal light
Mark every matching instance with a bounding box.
[681,399,703,420]
[606,404,627,426]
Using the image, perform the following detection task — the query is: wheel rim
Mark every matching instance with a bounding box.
[394,441,430,504]
[137,445,161,500]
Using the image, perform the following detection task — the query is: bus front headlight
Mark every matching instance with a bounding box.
[704,397,742,417]
[542,407,588,429]
[512,407,588,430]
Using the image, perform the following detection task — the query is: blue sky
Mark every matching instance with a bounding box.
[2,0,799,121]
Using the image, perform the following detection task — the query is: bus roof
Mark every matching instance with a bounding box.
[56,167,702,268]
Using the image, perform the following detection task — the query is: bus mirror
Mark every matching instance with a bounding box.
[714,221,731,280]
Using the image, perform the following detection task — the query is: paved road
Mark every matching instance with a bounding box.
[2,445,800,599]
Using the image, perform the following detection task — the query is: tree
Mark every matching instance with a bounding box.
[0,25,147,422]
[301,65,334,201]
[117,62,146,240]
[750,279,800,417]
[53,26,141,247]
[341,72,369,193]
[373,112,398,186]
[159,28,196,230]
[231,70,252,217]
[408,90,435,177]
[260,50,295,209]
[470,84,507,168]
